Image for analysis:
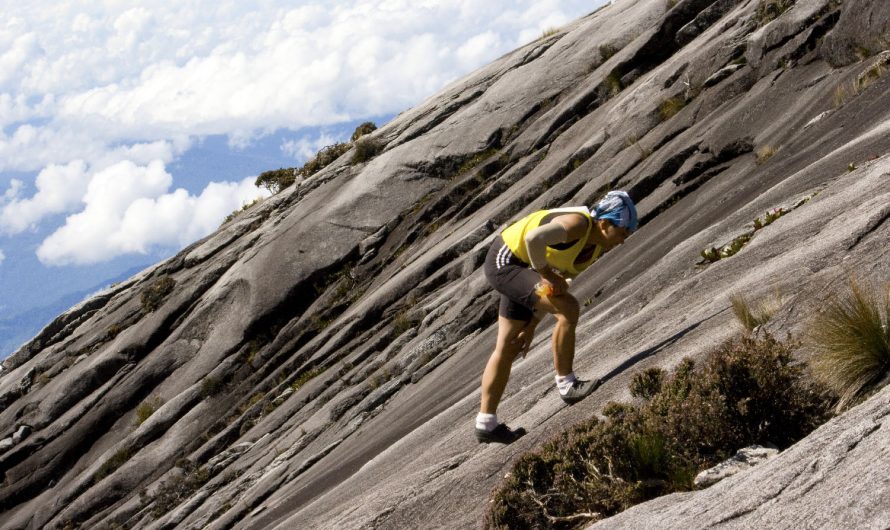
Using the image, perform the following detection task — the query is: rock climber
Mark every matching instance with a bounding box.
[475,191,638,444]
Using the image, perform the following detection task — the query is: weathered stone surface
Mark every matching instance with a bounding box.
[2,0,890,529]
[693,444,779,488]
[820,0,890,66]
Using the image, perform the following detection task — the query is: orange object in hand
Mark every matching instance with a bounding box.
[535,282,553,297]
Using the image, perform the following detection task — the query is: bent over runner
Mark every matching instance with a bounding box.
[475,191,638,444]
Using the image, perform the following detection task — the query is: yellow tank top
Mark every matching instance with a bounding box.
[500,207,601,276]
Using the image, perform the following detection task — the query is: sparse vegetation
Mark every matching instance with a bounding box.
[201,376,224,398]
[256,140,353,194]
[833,57,889,109]
[352,137,384,164]
[755,145,777,164]
[730,291,782,332]
[145,460,211,518]
[701,205,793,264]
[808,278,890,411]
[600,44,618,62]
[351,121,378,141]
[755,0,795,27]
[657,96,686,121]
[291,367,325,392]
[485,333,833,529]
[135,397,164,426]
[93,447,134,484]
[222,197,262,225]
[141,276,176,313]
[541,27,560,39]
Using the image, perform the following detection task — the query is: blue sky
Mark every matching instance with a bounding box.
[0,0,604,357]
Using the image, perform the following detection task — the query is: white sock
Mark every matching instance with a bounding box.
[555,373,577,395]
[476,412,498,432]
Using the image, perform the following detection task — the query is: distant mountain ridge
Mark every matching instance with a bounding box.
[1,0,889,528]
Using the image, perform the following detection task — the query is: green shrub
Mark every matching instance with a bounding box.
[351,121,378,141]
[485,334,833,529]
[255,142,352,194]
[255,168,296,194]
[141,276,175,313]
[808,279,890,411]
[351,137,383,164]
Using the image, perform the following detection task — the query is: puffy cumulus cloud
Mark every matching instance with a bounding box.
[36,161,267,266]
[0,160,91,234]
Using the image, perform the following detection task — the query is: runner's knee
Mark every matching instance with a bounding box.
[553,295,580,325]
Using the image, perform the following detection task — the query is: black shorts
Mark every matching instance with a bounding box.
[484,235,541,322]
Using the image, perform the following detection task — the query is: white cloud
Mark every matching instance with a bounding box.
[36,161,267,266]
[1,160,91,234]
[0,249,5,265]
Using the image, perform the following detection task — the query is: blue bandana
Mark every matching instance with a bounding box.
[593,191,638,232]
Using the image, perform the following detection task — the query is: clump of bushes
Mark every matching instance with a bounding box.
[255,121,381,193]
[485,334,833,529]
[808,278,890,411]
[141,276,176,313]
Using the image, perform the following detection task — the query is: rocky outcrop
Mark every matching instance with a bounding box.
[1,0,889,528]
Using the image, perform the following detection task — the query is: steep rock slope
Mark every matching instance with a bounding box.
[1,0,889,528]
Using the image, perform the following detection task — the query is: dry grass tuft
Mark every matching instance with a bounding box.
[755,145,777,164]
[807,279,890,411]
[730,291,783,333]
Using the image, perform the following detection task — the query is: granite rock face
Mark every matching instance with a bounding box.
[1,1,890,528]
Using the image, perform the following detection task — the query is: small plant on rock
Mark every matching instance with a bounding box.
[755,145,777,164]
[351,121,378,141]
[658,97,686,121]
[141,276,176,313]
[807,278,890,411]
[730,291,782,333]
[135,397,164,426]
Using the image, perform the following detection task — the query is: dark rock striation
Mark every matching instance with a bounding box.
[1,0,889,528]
